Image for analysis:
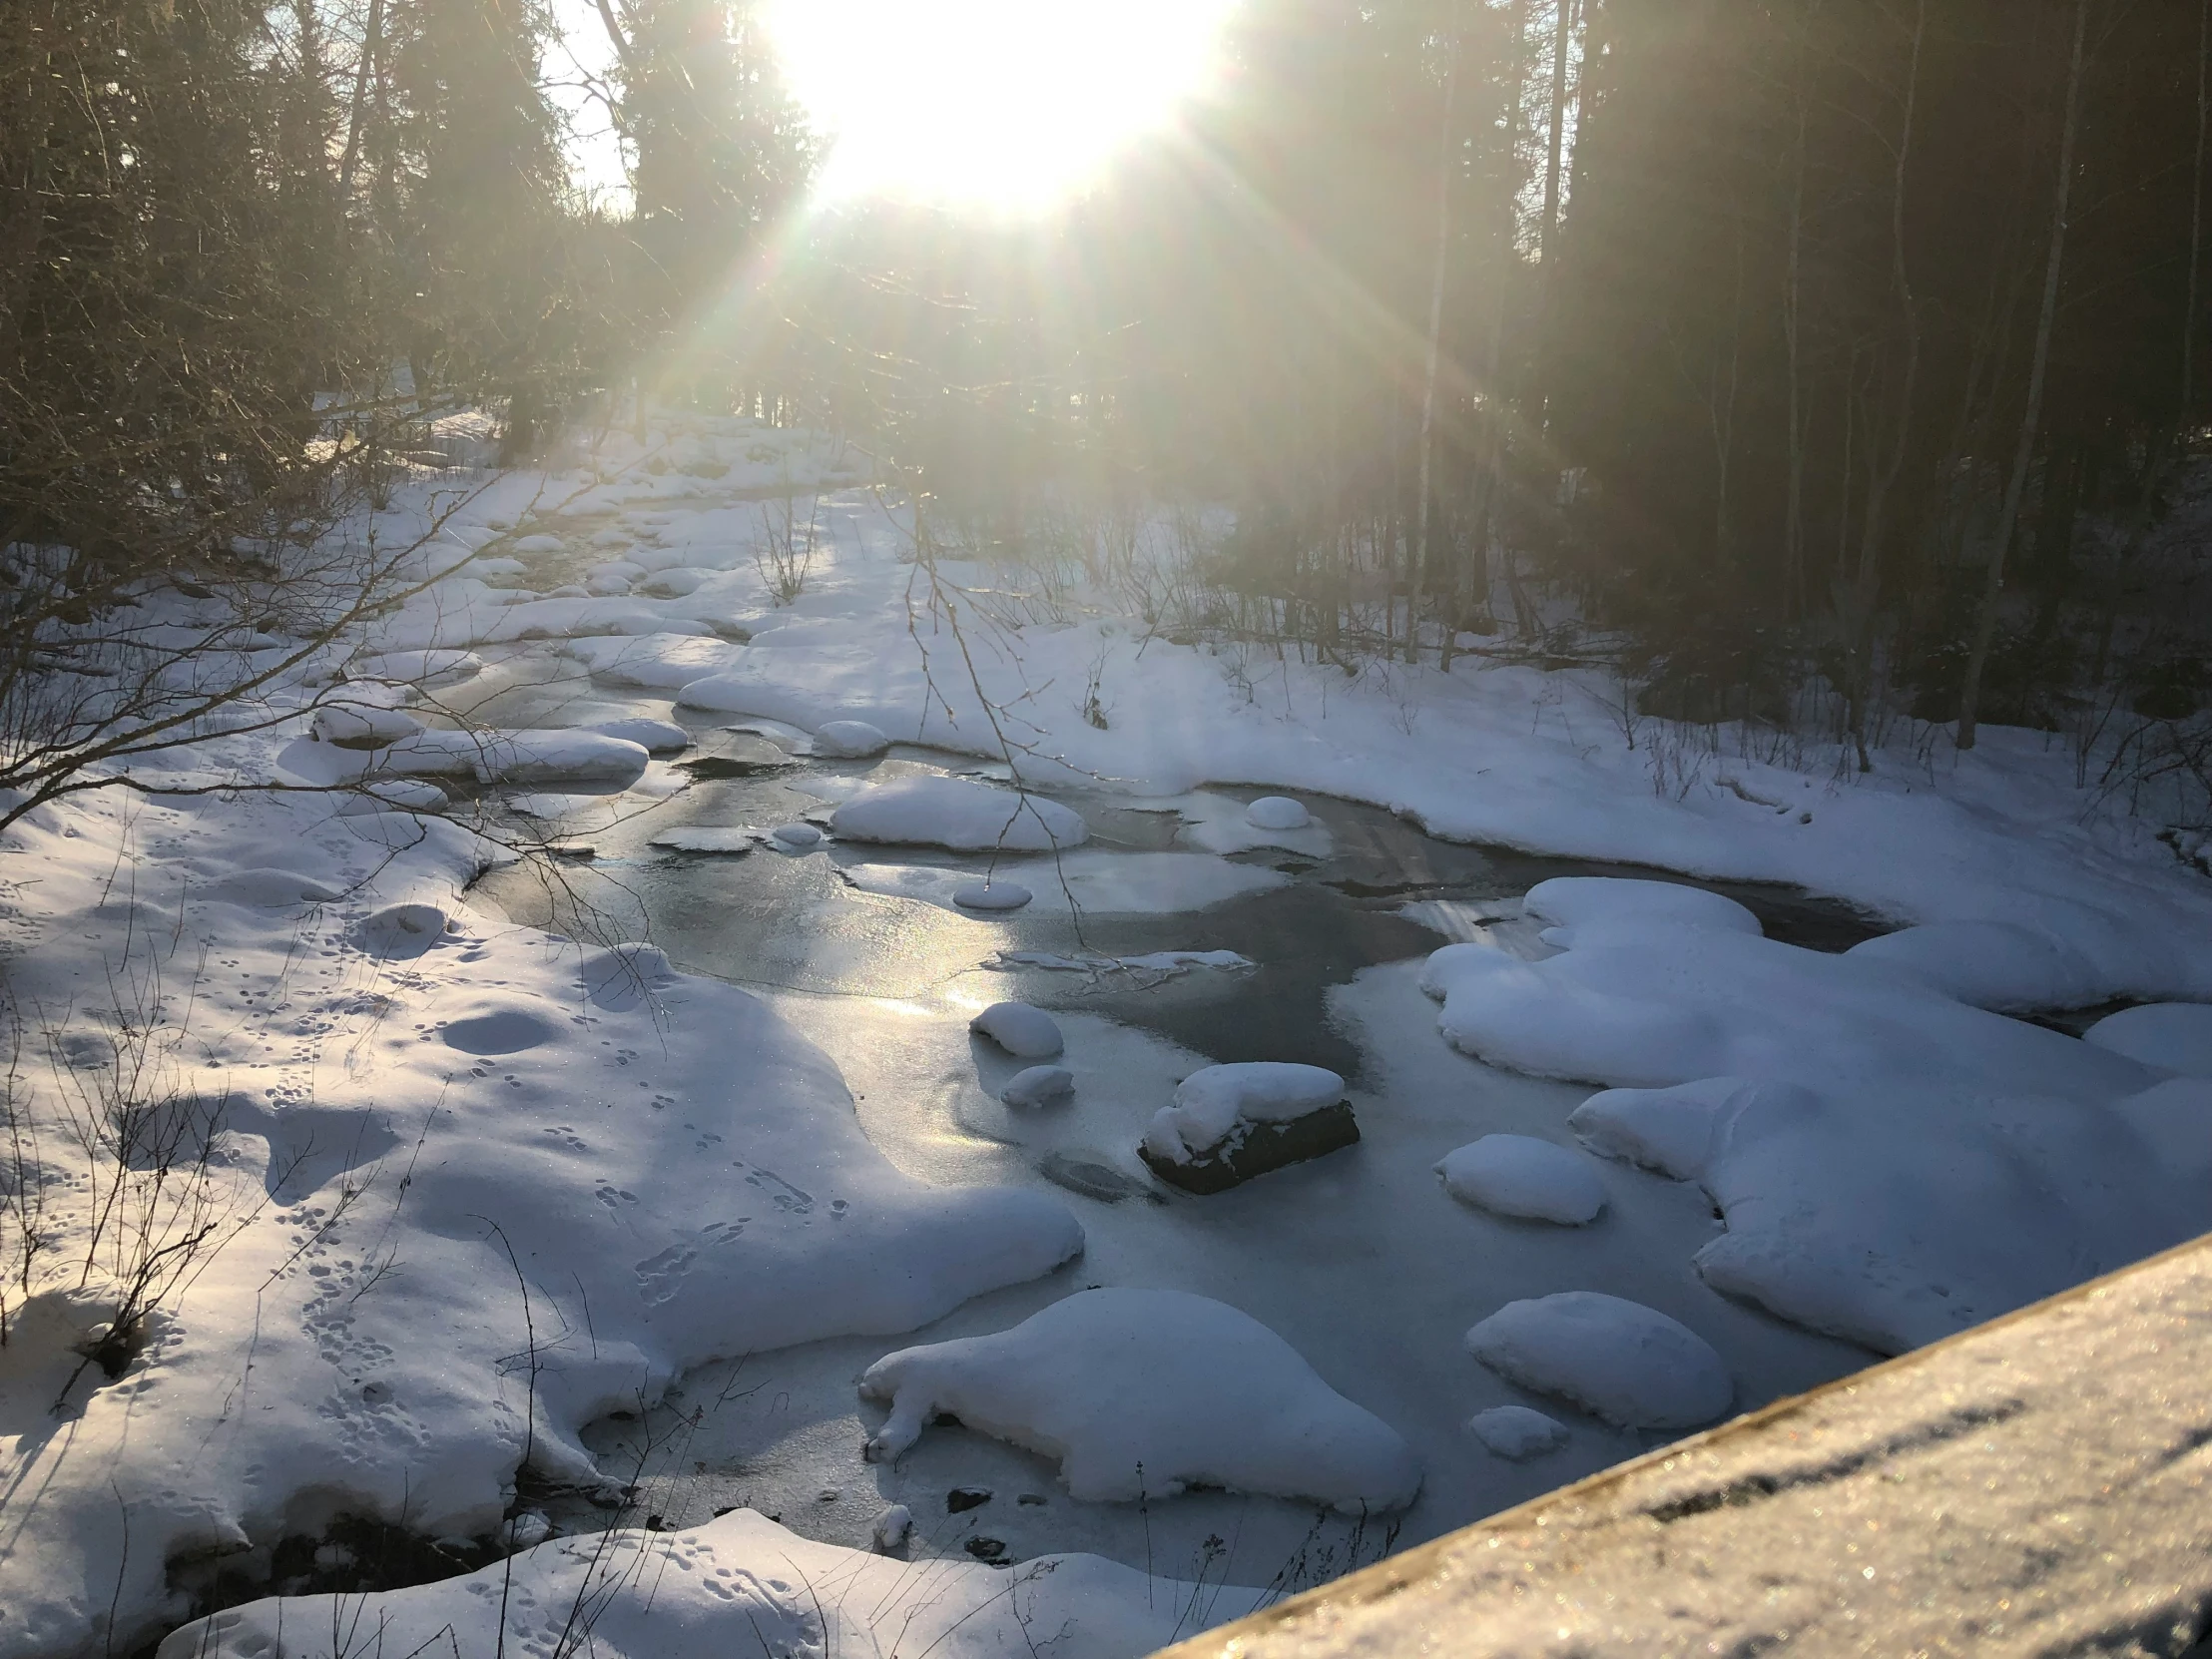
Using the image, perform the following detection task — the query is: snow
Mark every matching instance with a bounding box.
[1141,1063,1346,1164]
[1002,1065,1076,1108]
[831,775,1088,851]
[1465,1293,1734,1429]
[1465,1405,1569,1460]
[971,1001,1065,1059]
[956,878,1031,909]
[2084,1002,2212,1076]
[1174,792,1335,857]
[308,700,423,746]
[817,718,892,757]
[859,1289,1421,1510]
[287,726,654,789]
[771,822,826,849]
[160,1509,1268,1659]
[1436,1136,1607,1225]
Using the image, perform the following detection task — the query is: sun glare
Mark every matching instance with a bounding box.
[766,0,1235,213]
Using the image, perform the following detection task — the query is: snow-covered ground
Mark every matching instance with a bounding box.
[5,413,2211,1659]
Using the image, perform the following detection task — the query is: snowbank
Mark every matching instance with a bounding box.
[859,1289,1421,1510]
[158,1508,1268,1659]
[2085,1002,2212,1077]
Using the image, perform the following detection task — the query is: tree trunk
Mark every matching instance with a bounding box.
[336,0,385,199]
[1415,18,1461,668]
[1955,0,2090,752]
[1472,0,1529,637]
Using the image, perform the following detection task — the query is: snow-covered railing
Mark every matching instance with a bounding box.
[1153,1232,2212,1658]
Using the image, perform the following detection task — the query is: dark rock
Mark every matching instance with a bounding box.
[963,1536,1006,1562]
[1139,1100,1361,1195]
[946,1486,992,1514]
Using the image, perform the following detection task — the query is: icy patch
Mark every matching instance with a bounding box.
[841,850,1280,918]
[994,949,1255,979]
[158,1509,1265,1659]
[859,1288,1420,1510]
[1142,1063,1346,1164]
[815,719,890,758]
[1465,1292,1732,1428]
[832,776,1088,851]
[1465,1404,1569,1460]
[1436,1135,1607,1225]
[2084,1002,2212,1077]
[971,1002,1064,1059]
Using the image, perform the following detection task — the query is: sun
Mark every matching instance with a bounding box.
[765,0,1235,214]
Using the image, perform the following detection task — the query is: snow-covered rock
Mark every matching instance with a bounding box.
[588,716,692,754]
[815,719,891,757]
[970,1001,1064,1059]
[955,877,1031,910]
[565,631,744,690]
[2084,1002,2212,1077]
[1465,1404,1569,1459]
[1436,1135,1607,1225]
[310,701,424,747]
[1142,1063,1346,1164]
[1465,1292,1733,1428]
[832,776,1088,851]
[859,1289,1421,1510]
[1001,1065,1075,1108]
[770,822,824,849]
[650,826,757,853]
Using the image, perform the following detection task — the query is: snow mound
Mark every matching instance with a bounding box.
[1002,1065,1076,1108]
[579,942,678,1009]
[2084,1002,2212,1077]
[1174,791,1333,856]
[832,776,1087,851]
[770,822,824,849]
[1436,1135,1607,1224]
[859,1288,1421,1510]
[367,728,653,789]
[158,1509,1266,1659]
[588,717,692,754]
[816,719,891,757]
[651,826,757,853]
[1465,1404,1569,1459]
[348,648,482,686]
[310,701,423,747]
[1846,919,2105,1012]
[971,1001,1064,1059]
[1246,796,1312,830]
[1142,1062,1345,1164]
[566,631,744,689]
[1465,1292,1733,1428]
[354,899,451,959]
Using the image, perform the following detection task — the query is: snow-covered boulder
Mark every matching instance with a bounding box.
[859,1289,1421,1511]
[1139,1063,1358,1194]
[371,728,653,789]
[2085,1002,2212,1078]
[832,776,1087,851]
[565,632,743,690]
[970,1001,1064,1059]
[1001,1065,1075,1108]
[1436,1135,1607,1225]
[310,702,424,748]
[1246,796,1312,831]
[1465,1404,1569,1459]
[1465,1292,1732,1428]
[816,719,891,758]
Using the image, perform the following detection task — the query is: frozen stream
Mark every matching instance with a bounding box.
[455,648,1884,1596]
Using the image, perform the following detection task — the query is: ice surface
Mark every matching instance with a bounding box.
[832,776,1088,851]
[1436,1136,1607,1224]
[1002,1065,1076,1108]
[860,1289,1421,1509]
[1465,1293,1733,1428]
[1465,1404,1569,1460]
[971,1001,1065,1059]
[158,1509,1266,1659]
[2084,1002,2212,1077]
[1174,792,1335,857]
[840,850,1281,918]
[651,826,759,853]
[1142,1062,1346,1164]
[816,718,891,757]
